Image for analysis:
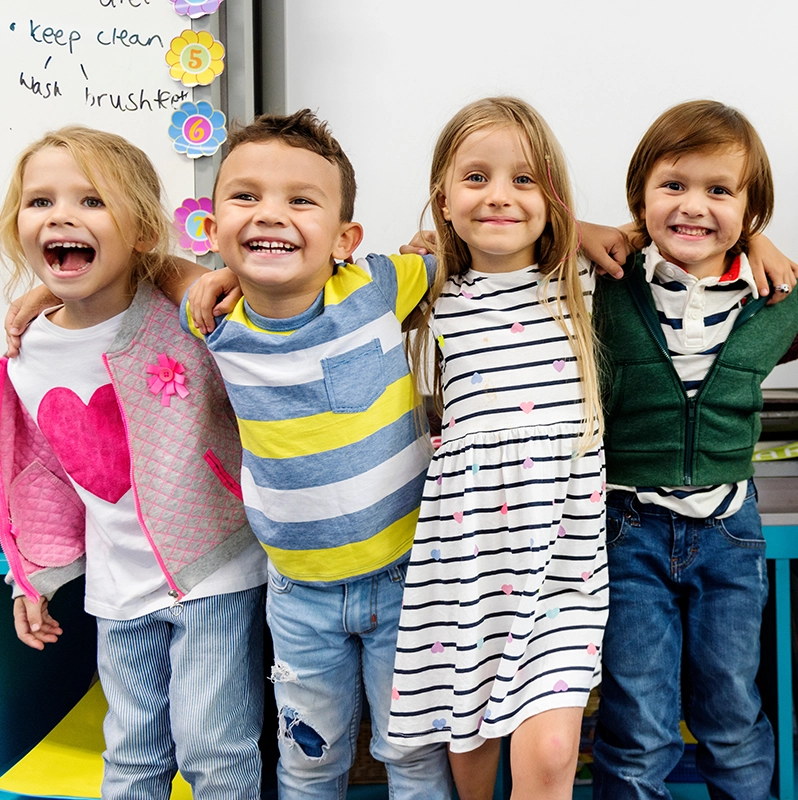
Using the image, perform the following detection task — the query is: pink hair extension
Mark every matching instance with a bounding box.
[545,155,582,263]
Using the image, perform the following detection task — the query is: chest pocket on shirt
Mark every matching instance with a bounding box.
[322,339,386,413]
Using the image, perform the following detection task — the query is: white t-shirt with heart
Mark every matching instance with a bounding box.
[8,309,268,620]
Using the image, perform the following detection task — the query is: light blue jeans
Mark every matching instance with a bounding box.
[592,485,774,800]
[266,560,451,800]
[96,587,265,800]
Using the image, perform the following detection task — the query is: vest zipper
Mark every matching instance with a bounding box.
[684,397,697,485]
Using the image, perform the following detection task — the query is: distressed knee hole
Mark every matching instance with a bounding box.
[270,659,298,683]
[278,707,327,758]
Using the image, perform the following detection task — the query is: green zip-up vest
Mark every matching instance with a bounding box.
[594,253,798,486]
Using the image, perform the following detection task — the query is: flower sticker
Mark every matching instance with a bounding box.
[174,197,214,256]
[168,101,226,158]
[169,0,225,19]
[146,355,189,407]
[166,29,225,87]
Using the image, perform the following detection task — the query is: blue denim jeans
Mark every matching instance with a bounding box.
[592,484,774,800]
[97,587,265,800]
[266,560,451,800]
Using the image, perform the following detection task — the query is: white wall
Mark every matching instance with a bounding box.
[282,0,798,385]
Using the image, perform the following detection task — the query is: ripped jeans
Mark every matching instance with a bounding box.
[266,560,451,800]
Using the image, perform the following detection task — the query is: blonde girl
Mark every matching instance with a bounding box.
[388,97,608,800]
[0,127,268,799]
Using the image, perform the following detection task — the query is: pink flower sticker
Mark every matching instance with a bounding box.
[146,354,189,407]
[174,197,213,255]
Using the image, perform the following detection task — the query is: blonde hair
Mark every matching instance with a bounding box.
[406,96,602,454]
[0,126,174,300]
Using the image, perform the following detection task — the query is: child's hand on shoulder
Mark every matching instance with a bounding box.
[13,596,62,650]
[4,286,62,357]
[579,221,632,279]
[399,230,437,257]
[748,234,798,305]
[188,267,243,334]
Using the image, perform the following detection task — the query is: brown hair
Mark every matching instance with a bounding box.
[406,96,602,454]
[216,108,357,222]
[0,126,173,300]
[626,100,774,254]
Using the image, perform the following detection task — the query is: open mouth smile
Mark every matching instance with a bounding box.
[247,240,298,253]
[671,225,712,237]
[44,241,96,272]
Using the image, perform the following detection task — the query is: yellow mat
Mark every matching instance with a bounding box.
[0,682,191,798]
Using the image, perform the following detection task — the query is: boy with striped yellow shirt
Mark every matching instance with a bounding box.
[181,109,450,800]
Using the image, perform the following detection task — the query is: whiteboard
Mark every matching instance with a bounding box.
[0,0,204,322]
[279,0,798,386]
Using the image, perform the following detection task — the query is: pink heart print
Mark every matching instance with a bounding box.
[37,384,131,504]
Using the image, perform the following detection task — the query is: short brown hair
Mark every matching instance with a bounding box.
[626,100,774,254]
[216,109,356,222]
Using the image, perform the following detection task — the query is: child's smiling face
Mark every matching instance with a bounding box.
[438,125,548,274]
[207,140,362,319]
[17,146,141,326]
[642,148,748,279]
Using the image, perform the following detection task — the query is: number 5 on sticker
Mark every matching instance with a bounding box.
[166,29,225,87]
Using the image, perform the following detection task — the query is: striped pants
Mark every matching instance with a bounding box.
[96,587,265,800]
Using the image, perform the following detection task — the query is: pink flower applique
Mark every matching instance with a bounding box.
[146,354,189,407]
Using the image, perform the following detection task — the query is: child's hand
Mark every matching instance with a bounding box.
[399,230,437,257]
[187,267,243,334]
[13,596,62,650]
[4,285,61,357]
[579,221,630,279]
[747,234,798,305]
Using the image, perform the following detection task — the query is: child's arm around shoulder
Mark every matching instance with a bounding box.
[748,234,798,305]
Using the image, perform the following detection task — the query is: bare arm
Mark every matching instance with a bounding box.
[4,285,61,357]
[185,267,242,334]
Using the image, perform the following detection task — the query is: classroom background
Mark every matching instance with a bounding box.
[2,1,798,799]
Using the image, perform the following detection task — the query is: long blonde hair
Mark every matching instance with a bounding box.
[406,96,602,454]
[0,126,174,301]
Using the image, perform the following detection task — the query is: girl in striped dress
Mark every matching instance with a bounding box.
[388,97,608,799]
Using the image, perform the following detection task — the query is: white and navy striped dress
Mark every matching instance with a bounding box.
[388,264,608,753]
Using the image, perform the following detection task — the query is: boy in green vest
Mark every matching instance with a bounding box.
[592,100,798,800]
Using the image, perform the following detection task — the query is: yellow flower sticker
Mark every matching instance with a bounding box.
[166,29,225,87]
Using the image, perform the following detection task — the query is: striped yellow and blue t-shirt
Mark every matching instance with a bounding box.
[180,253,436,584]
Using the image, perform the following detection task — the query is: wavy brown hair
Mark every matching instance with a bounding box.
[626,100,773,255]
[406,96,602,454]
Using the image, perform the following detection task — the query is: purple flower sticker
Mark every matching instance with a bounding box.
[168,101,227,158]
[169,0,225,19]
[174,197,213,256]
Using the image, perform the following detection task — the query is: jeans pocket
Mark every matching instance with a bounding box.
[267,564,295,595]
[322,339,385,413]
[387,561,408,586]
[717,492,766,549]
[605,502,629,549]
